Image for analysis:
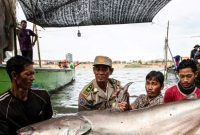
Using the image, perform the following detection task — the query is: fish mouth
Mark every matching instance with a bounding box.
[17,126,34,135]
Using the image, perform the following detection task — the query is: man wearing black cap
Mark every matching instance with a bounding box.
[190,44,200,59]
[78,55,129,111]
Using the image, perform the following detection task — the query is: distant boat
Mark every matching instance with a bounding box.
[0,65,75,94]
[167,66,177,74]
[167,55,182,75]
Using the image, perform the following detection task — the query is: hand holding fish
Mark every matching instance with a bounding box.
[118,101,129,111]
[114,82,133,111]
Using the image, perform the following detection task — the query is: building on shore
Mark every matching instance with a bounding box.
[66,53,73,63]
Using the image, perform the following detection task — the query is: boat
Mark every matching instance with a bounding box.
[167,65,177,74]
[32,67,75,92]
[0,64,75,94]
[166,55,181,75]
[0,65,10,93]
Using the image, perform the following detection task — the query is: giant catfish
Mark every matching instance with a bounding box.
[17,82,200,135]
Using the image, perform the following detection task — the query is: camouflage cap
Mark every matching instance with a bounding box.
[93,56,112,67]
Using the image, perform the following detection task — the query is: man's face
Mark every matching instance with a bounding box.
[178,67,198,88]
[145,79,163,98]
[21,22,27,29]
[15,65,35,90]
[93,65,112,83]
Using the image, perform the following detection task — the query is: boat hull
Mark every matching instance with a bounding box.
[167,66,176,74]
[0,65,75,94]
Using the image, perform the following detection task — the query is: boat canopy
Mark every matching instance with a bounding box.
[18,0,172,27]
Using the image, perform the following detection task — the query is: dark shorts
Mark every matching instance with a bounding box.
[21,50,33,61]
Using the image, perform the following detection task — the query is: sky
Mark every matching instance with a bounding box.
[16,0,200,62]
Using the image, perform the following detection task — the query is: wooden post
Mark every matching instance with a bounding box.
[165,21,178,79]
[164,21,169,79]
[14,24,17,56]
[33,24,42,68]
[164,37,168,79]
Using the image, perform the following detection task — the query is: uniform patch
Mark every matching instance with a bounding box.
[82,84,93,97]
[109,78,121,89]
[79,98,86,106]
[110,78,120,84]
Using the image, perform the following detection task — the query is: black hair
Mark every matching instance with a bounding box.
[177,59,197,73]
[21,20,27,24]
[146,71,164,86]
[6,55,33,81]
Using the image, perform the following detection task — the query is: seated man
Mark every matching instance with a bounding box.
[164,59,200,103]
[0,55,53,135]
[78,55,129,111]
[131,71,164,110]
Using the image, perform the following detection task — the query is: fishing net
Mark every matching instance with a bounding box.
[18,0,171,27]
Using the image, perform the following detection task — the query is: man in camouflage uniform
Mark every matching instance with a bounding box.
[78,55,129,111]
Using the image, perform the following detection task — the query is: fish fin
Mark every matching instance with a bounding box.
[123,82,134,92]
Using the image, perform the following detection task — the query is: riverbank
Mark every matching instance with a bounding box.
[34,63,166,69]
[75,63,165,69]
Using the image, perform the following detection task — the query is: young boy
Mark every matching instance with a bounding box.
[131,70,164,110]
[164,59,200,103]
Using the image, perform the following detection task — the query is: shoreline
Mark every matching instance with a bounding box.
[75,63,165,69]
[35,63,166,69]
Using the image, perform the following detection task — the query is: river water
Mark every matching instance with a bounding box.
[50,67,178,116]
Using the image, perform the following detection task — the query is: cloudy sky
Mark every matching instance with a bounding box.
[17,0,200,62]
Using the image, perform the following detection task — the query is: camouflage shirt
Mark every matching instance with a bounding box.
[132,94,163,110]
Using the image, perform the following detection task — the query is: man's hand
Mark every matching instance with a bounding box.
[118,101,129,111]
[31,42,36,46]
[32,35,38,46]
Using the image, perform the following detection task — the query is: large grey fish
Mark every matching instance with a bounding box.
[17,99,200,135]
[17,81,200,135]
